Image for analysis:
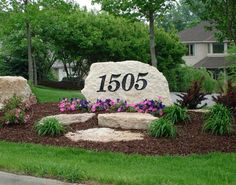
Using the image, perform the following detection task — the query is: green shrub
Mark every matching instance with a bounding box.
[163,105,190,124]
[203,104,234,135]
[166,66,217,93]
[3,95,22,112]
[35,118,65,137]
[148,118,176,138]
[2,95,29,125]
[3,108,28,125]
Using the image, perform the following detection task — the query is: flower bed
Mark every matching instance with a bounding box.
[58,97,165,116]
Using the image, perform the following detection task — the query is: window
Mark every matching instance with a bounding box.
[212,43,224,53]
[186,44,194,56]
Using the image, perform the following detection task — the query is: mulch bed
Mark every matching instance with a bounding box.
[0,103,236,156]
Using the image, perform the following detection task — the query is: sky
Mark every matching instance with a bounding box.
[75,0,101,11]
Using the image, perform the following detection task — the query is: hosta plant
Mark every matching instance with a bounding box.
[35,118,65,137]
[148,118,176,138]
[203,104,234,135]
[163,105,190,124]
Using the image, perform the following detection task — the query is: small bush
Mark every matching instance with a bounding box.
[163,105,190,124]
[148,118,176,138]
[203,104,234,135]
[3,95,22,112]
[35,118,65,137]
[213,80,236,115]
[176,77,207,109]
[166,66,217,93]
[2,95,30,125]
[3,108,29,125]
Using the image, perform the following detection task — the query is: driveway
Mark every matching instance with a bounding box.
[0,171,84,185]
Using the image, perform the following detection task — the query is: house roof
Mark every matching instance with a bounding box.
[179,22,217,42]
[193,57,233,69]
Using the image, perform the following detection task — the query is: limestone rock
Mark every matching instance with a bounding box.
[98,112,158,130]
[82,60,172,106]
[40,113,96,125]
[0,76,36,110]
[65,128,144,142]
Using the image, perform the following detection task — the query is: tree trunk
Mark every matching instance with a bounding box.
[25,0,34,84]
[33,56,38,85]
[149,11,157,67]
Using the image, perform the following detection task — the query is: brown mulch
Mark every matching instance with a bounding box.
[0,103,236,156]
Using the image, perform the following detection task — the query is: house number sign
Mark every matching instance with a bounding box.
[97,73,149,92]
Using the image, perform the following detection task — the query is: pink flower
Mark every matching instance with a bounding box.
[60,108,65,112]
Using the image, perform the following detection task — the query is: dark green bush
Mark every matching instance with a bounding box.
[163,105,190,124]
[203,104,234,135]
[35,117,65,137]
[166,66,217,93]
[148,118,176,138]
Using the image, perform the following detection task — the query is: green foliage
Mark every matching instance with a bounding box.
[203,104,234,135]
[3,95,22,112]
[158,0,201,32]
[148,118,176,138]
[156,29,186,72]
[227,44,236,63]
[167,66,217,93]
[2,95,29,125]
[186,0,236,43]
[35,117,65,137]
[213,80,236,115]
[92,0,172,20]
[164,105,190,124]
[3,108,26,125]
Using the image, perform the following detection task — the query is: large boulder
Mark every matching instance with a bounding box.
[0,76,36,110]
[39,113,96,125]
[65,128,144,142]
[98,112,158,130]
[82,60,172,106]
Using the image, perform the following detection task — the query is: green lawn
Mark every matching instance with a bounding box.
[32,86,84,103]
[0,141,235,185]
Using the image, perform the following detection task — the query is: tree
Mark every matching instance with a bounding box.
[186,0,236,44]
[157,0,201,32]
[92,0,175,67]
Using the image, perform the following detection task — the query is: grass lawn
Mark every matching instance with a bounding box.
[32,86,84,103]
[0,141,235,185]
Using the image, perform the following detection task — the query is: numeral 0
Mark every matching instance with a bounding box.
[97,73,148,92]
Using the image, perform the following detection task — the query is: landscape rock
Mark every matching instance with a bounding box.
[40,113,96,125]
[82,61,172,106]
[188,109,210,113]
[0,76,36,110]
[65,128,144,142]
[98,112,158,130]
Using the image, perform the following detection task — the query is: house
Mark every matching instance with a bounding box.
[52,61,75,81]
[179,22,233,76]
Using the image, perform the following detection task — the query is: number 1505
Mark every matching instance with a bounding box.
[97,73,148,92]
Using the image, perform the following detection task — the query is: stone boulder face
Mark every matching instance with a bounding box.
[0,76,36,109]
[82,60,172,106]
[98,112,158,130]
[65,128,144,142]
[39,113,96,126]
